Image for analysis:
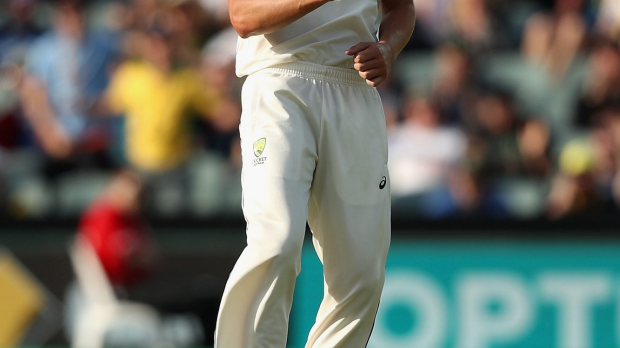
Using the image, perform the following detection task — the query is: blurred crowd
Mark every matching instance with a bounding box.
[0,0,242,219]
[387,0,620,219]
[0,0,619,220]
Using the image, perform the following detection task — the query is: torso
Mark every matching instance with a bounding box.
[236,0,379,76]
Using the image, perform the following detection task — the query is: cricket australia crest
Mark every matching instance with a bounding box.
[253,138,266,157]
[253,138,267,166]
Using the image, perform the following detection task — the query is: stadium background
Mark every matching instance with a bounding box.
[1,0,620,347]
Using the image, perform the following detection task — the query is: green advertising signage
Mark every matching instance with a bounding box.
[291,241,620,348]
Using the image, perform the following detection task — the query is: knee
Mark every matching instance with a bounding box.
[355,266,385,298]
[273,237,303,266]
[247,229,303,268]
[331,264,384,302]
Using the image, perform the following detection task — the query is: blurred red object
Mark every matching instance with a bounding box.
[78,171,154,287]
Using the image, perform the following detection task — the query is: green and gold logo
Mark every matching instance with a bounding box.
[253,138,266,157]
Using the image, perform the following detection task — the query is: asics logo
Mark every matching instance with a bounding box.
[379,176,387,190]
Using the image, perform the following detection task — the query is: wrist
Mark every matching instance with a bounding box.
[378,40,396,64]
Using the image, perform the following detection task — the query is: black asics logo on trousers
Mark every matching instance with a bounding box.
[379,176,387,190]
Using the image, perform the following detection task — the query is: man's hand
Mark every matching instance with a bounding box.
[348,0,415,87]
[346,42,395,87]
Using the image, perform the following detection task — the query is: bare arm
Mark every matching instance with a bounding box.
[377,0,416,60]
[20,75,73,158]
[228,0,331,38]
[346,0,416,87]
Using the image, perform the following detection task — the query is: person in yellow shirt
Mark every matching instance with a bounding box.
[105,24,231,215]
[107,29,220,172]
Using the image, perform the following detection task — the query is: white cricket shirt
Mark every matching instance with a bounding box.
[235,0,379,77]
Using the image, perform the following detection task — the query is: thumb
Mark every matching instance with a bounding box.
[346,42,371,56]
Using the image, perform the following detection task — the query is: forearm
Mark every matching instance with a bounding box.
[229,0,330,38]
[20,76,58,131]
[20,75,72,157]
[378,0,416,62]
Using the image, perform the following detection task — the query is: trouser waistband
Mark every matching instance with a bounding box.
[262,61,369,87]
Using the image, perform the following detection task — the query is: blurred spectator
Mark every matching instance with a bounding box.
[124,0,159,30]
[404,0,452,49]
[388,94,466,198]
[462,89,553,181]
[200,27,238,100]
[200,26,242,160]
[422,166,509,219]
[72,169,218,346]
[432,43,475,126]
[522,0,586,80]
[105,21,235,215]
[546,102,620,218]
[20,0,119,177]
[547,139,599,218]
[547,172,598,218]
[409,0,513,52]
[79,170,154,287]
[590,106,620,207]
[0,0,43,152]
[469,91,524,176]
[448,0,495,51]
[518,118,553,177]
[0,0,43,63]
[173,1,214,58]
[596,0,620,41]
[576,40,620,127]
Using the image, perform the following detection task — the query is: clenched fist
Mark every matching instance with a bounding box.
[346,41,395,87]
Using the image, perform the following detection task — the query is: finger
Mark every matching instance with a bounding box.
[358,68,383,80]
[353,49,380,63]
[366,75,386,87]
[345,42,371,56]
[354,59,384,72]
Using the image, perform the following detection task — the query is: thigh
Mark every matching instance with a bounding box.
[239,72,321,252]
[309,84,391,277]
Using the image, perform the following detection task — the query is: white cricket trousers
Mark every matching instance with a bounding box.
[215,61,391,348]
